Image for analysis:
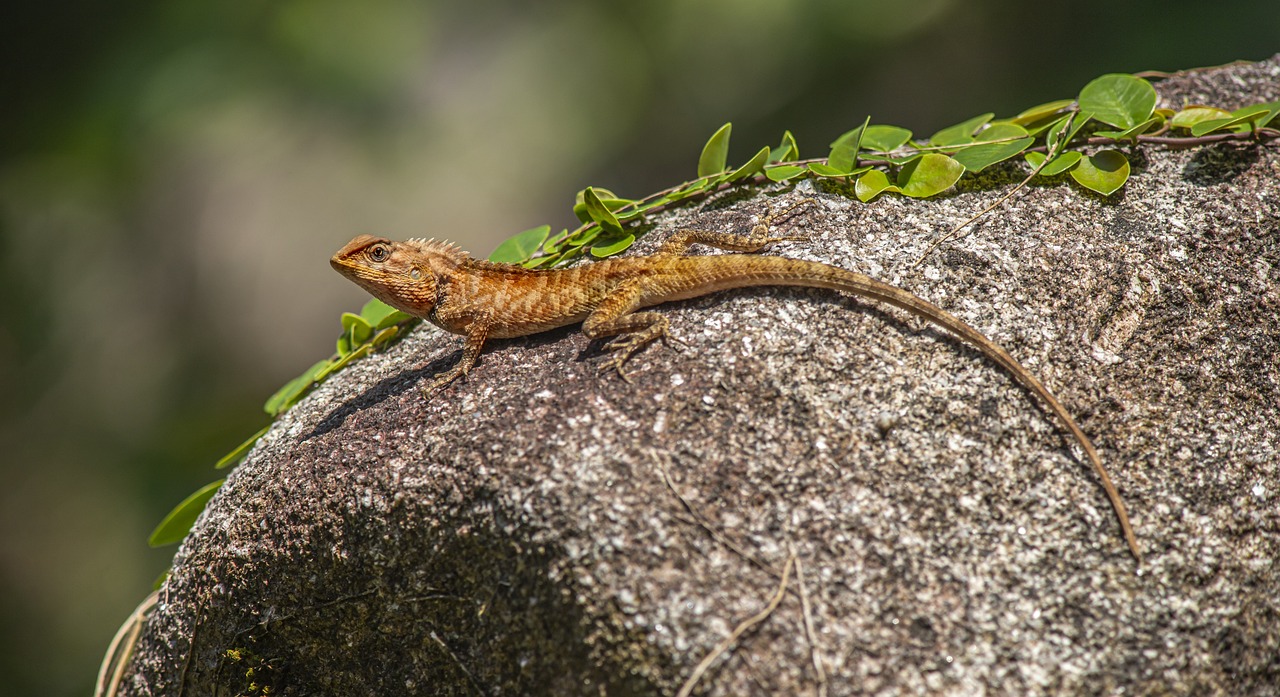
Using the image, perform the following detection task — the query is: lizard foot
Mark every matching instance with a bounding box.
[421,369,464,399]
[599,355,636,384]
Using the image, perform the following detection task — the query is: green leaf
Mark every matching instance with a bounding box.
[1078,74,1157,129]
[769,130,799,163]
[360,299,413,331]
[316,344,371,381]
[855,156,962,201]
[1010,99,1076,127]
[828,116,870,172]
[148,479,225,547]
[765,165,806,182]
[807,162,869,178]
[698,123,732,177]
[522,254,561,269]
[336,333,353,358]
[1094,115,1163,141]
[369,325,403,348]
[574,187,619,204]
[665,178,711,202]
[1070,150,1130,195]
[1044,111,1092,154]
[360,299,397,327]
[1024,150,1083,176]
[1190,101,1280,136]
[341,312,373,344]
[950,123,1032,172]
[589,234,636,258]
[1170,105,1233,130]
[582,187,623,234]
[898,153,965,198]
[929,113,994,146]
[374,310,413,331]
[726,146,771,182]
[542,229,571,255]
[1189,116,1251,136]
[567,224,604,247]
[855,169,896,202]
[1243,100,1280,128]
[214,425,270,470]
[264,359,331,416]
[860,124,913,152]
[488,224,551,263]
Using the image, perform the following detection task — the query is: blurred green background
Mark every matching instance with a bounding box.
[0,0,1273,693]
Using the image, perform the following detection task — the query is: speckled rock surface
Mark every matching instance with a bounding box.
[122,57,1279,696]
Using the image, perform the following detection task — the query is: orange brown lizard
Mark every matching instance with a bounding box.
[330,199,1141,563]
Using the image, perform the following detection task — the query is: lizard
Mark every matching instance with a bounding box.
[330,198,1142,563]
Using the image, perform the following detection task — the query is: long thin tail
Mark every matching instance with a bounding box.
[678,254,1141,563]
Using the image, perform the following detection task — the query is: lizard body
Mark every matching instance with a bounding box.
[331,201,1141,562]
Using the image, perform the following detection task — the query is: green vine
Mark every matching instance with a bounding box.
[149,71,1278,550]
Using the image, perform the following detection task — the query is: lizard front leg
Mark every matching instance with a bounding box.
[582,281,672,382]
[658,197,816,255]
[422,317,490,397]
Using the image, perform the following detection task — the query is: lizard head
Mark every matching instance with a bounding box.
[330,235,465,318]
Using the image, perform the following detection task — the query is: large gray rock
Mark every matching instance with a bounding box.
[122,57,1279,695]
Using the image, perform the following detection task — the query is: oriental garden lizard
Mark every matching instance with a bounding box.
[331,199,1141,563]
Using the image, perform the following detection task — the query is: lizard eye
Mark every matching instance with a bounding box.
[409,267,422,280]
[368,244,390,263]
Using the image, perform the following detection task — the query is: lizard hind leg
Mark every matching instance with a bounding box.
[658,197,818,256]
[582,282,672,382]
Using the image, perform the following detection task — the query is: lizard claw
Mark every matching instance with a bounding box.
[599,355,635,383]
[662,332,690,352]
[421,368,464,399]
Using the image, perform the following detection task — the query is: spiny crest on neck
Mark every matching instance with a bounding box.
[406,237,468,263]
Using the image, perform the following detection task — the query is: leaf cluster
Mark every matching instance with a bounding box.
[492,74,1277,268]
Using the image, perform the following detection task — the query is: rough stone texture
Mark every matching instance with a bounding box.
[122,57,1279,695]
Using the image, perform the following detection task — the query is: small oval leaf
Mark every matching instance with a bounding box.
[1025,150,1083,176]
[769,130,799,163]
[589,234,636,258]
[1010,99,1076,127]
[950,123,1032,172]
[765,165,806,182]
[341,312,373,344]
[264,359,331,416]
[698,123,732,177]
[898,153,965,198]
[855,169,898,202]
[727,146,771,182]
[1078,74,1157,129]
[489,224,552,263]
[148,479,225,547]
[214,425,271,470]
[1070,150,1130,196]
[1094,115,1164,141]
[359,299,398,327]
[582,188,623,234]
[828,116,870,172]
[568,224,604,247]
[860,124,913,153]
[929,113,994,146]
[1170,105,1233,130]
